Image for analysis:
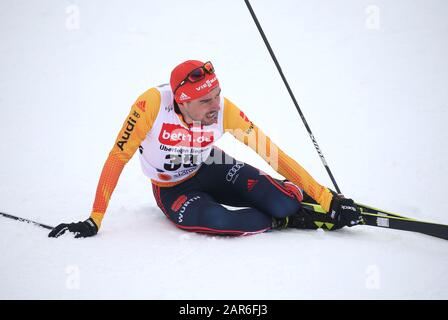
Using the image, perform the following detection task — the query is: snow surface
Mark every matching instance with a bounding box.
[1,0,448,299]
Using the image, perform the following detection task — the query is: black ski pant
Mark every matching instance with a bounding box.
[152,148,303,236]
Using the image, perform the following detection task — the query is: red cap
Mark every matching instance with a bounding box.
[170,60,219,103]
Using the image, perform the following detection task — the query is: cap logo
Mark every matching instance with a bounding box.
[195,76,218,91]
[179,92,191,101]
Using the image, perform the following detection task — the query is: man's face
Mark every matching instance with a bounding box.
[179,87,221,126]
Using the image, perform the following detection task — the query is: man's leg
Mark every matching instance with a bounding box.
[197,148,343,231]
[152,182,273,236]
[197,150,303,220]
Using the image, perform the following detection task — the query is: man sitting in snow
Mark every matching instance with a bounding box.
[49,60,363,238]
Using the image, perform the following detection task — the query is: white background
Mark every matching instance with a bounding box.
[1,0,447,299]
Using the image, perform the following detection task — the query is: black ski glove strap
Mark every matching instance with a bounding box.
[330,195,364,227]
[48,218,98,238]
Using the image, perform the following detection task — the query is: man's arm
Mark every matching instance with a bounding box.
[223,97,334,212]
[89,88,161,229]
[48,88,161,238]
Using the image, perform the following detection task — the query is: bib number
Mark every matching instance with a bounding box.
[164,153,198,171]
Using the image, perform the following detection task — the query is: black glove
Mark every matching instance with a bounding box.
[330,195,364,227]
[48,218,98,238]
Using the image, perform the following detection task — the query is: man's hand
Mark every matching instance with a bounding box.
[48,218,98,238]
[330,195,364,227]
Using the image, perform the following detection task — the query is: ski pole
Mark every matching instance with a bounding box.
[0,212,54,230]
[244,0,342,194]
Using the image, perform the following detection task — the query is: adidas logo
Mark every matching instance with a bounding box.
[136,100,146,112]
[247,179,258,192]
[179,92,191,101]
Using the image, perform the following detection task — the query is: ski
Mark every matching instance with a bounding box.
[360,211,448,240]
[3,205,447,240]
[301,202,448,240]
[0,212,54,230]
[356,203,413,219]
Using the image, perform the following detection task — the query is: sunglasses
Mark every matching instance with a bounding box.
[173,61,215,95]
